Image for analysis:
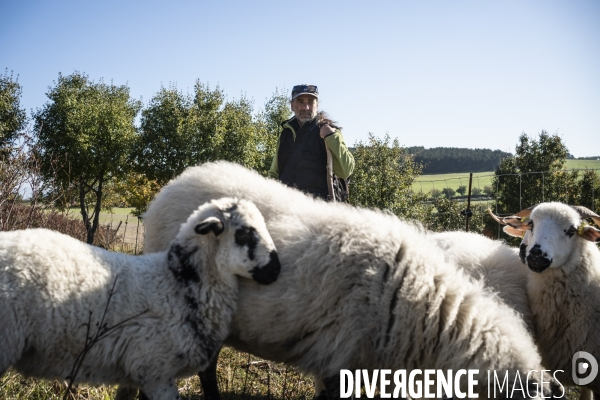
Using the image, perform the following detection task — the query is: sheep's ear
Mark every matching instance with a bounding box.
[580,226,600,243]
[195,217,225,236]
[503,225,527,238]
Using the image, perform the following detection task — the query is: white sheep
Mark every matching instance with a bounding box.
[0,197,281,400]
[132,161,560,399]
[433,231,533,331]
[489,202,600,399]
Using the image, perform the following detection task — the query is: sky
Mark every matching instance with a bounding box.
[2,0,599,157]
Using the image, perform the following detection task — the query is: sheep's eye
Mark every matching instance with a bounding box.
[235,226,256,246]
[565,226,577,237]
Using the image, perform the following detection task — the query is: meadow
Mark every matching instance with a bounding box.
[413,159,600,194]
[0,347,315,399]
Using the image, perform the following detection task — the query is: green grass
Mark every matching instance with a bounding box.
[414,171,495,193]
[0,347,315,400]
[99,207,137,225]
[413,159,600,194]
[565,159,600,170]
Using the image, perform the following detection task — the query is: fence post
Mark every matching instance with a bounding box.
[465,173,473,232]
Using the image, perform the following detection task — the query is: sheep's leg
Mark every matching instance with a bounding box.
[580,387,593,400]
[323,373,345,400]
[314,376,327,399]
[198,350,221,400]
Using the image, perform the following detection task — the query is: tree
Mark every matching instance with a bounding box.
[131,85,194,185]
[34,72,141,244]
[493,131,569,215]
[427,197,487,233]
[441,187,456,199]
[471,187,483,197]
[113,173,161,217]
[490,131,574,243]
[430,188,442,199]
[350,133,431,220]
[0,70,27,152]
[133,82,286,186]
[456,185,467,196]
[254,88,291,176]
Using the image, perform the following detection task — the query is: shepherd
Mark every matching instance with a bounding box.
[268,84,354,202]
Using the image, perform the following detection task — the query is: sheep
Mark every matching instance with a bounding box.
[489,202,600,399]
[432,231,533,331]
[127,161,560,399]
[0,197,281,400]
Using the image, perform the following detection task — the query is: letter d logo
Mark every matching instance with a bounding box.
[572,351,598,386]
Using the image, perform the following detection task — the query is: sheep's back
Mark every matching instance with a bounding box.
[0,229,167,381]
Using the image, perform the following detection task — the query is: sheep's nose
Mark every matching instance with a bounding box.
[527,244,552,273]
[251,251,281,285]
[529,245,542,257]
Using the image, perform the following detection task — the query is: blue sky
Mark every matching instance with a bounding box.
[2,0,599,157]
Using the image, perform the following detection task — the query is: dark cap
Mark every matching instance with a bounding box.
[291,84,318,101]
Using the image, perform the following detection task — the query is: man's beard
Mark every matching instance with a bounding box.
[297,111,317,125]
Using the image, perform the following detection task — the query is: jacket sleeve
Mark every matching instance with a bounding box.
[324,130,355,179]
[267,133,282,179]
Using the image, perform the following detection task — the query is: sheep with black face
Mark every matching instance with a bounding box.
[0,197,280,400]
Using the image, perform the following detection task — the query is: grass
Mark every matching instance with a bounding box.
[414,171,495,193]
[1,359,583,399]
[413,159,600,194]
[0,347,315,400]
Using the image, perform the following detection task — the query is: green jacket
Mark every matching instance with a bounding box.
[268,117,355,180]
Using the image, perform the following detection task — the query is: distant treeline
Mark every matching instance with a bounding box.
[406,147,512,174]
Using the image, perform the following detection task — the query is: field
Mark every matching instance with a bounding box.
[413,159,600,194]
[0,347,315,399]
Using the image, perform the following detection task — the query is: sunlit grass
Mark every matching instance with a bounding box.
[0,347,315,400]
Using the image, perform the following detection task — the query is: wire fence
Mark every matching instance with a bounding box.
[414,168,600,239]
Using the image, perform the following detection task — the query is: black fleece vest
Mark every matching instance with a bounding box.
[278,118,328,199]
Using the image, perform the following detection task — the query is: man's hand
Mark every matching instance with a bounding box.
[320,124,336,139]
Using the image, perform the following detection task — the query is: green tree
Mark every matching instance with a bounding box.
[456,185,467,196]
[493,131,569,214]
[133,82,283,185]
[0,70,27,151]
[254,88,291,175]
[34,72,141,244]
[490,131,573,243]
[132,85,193,185]
[430,188,442,199]
[578,170,600,212]
[471,187,483,197]
[427,197,487,233]
[350,133,431,220]
[441,187,456,199]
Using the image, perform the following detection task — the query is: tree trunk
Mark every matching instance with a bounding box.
[79,182,91,242]
[86,178,103,245]
[79,176,104,245]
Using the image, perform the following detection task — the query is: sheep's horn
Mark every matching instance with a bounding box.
[487,205,536,224]
[487,209,505,224]
[487,208,532,231]
[571,206,600,227]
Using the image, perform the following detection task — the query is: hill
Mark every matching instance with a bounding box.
[406,147,512,174]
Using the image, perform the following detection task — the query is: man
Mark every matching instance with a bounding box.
[268,84,354,201]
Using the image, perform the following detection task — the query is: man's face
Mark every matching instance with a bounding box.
[291,95,318,124]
